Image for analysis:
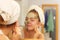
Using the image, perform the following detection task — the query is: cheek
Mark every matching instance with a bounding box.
[25,22,36,30]
[31,21,38,25]
[31,21,39,29]
[28,22,38,30]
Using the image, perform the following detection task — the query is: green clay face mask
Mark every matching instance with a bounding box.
[26,12,38,19]
[25,12,39,24]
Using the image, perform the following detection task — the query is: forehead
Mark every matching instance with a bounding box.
[26,12,38,18]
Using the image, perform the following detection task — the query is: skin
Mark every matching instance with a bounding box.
[0,21,21,40]
[24,11,44,40]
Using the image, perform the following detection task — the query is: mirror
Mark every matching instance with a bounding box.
[42,4,58,40]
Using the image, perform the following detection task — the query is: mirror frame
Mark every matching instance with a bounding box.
[42,4,58,40]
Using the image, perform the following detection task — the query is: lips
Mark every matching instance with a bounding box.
[26,23,32,26]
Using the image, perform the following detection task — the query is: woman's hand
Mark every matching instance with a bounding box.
[13,21,21,34]
[34,26,44,40]
[0,30,9,40]
[12,21,23,40]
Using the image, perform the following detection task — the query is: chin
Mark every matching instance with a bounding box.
[27,27,34,31]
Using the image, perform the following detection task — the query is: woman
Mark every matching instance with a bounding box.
[19,5,45,40]
[0,0,21,40]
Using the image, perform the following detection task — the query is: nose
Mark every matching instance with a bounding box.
[25,18,31,24]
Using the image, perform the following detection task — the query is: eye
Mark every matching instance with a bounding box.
[31,19,35,21]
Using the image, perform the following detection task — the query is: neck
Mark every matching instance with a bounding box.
[25,28,35,33]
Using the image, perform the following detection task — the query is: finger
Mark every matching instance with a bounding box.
[34,27,40,33]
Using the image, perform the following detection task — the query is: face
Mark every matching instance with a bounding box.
[25,12,40,31]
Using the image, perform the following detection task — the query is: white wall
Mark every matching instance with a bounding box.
[16,0,29,26]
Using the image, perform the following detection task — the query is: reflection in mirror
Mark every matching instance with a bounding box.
[42,4,58,40]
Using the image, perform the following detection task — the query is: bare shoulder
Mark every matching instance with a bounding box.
[34,31,45,40]
[38,32,45,40]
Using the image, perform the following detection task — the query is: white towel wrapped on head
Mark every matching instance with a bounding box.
[0,0,20,25]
